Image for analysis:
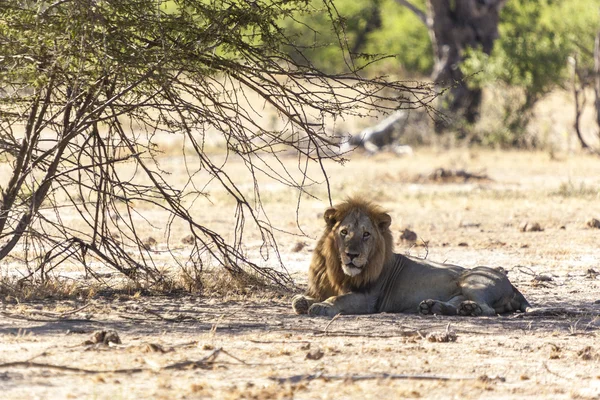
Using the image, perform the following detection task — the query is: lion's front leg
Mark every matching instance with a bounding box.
[292,294,317,314]
[308,292,377,317]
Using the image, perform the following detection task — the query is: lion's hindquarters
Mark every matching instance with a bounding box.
[380,259,465,314]
[496,285,531,313]
[459,267,530,315]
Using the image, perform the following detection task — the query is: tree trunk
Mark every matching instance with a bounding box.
[396,0,505,132]
[572,54,591,149]
[428,0,506,130]
[594,29,600,132]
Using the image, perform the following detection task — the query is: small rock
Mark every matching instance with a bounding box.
[426,330,457,343]
[521,222,543,232]
[142,236,157,250]
[587,218,600,229]
[181,234,195,245]
[533,274,553,282]
[458,242,469,247]
[85,330,121,346]
[586,269,599,279]
[141,343,167,353]
[578,346,597,360]
[305,348,324,360]
[392,144,413,156]
[290,242,307,252]
[400,229,418,242]
[478,374,506,383]
[299,343,311,351]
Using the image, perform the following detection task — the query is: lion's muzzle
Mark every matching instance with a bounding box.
[340,251,365,266]
[342,262,363,277]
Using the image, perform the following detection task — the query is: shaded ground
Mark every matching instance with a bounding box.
[1,295,599,399]
[2,149,600,399]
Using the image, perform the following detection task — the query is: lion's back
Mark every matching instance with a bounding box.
[375,254,465,313]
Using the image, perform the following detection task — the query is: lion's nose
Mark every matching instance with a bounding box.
[346,252,359,261]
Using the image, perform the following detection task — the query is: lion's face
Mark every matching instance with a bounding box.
[324,203,392,278]
[335,210,377,276]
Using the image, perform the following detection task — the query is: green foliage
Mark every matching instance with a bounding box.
[277,0,349,72]
[461,0,600,136]
[1,0,316,89]
[550,0,599,67]
[1,0,427,287]
[272,0,600,146]
[277,0,599,93]
[364,0,432,74]
[280,0,431,74]
[463,1,568,102]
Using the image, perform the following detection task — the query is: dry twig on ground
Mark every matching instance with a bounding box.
[0,347,247,375]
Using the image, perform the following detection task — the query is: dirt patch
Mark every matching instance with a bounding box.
[2,149,600,399]
[417,167,492,183]
[1,295,599,399]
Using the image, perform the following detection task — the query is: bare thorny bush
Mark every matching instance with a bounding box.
[0,0,436,295]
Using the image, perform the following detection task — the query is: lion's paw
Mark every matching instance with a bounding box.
[458,300,483,316]
[308,302,338,318]
[418,299,437,315]
[292,295,310,314]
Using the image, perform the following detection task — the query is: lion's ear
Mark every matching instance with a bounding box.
[323,207,337,227]
[377,213,392,230]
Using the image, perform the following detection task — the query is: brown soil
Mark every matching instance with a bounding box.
[2,149,600,399]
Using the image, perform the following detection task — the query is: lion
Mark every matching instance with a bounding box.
[292,197,531,317]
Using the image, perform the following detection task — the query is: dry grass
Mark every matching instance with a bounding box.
[2,74,600,398]
[0,264,285,303]
[0,275,100,302]
[553,180,600,198]
[3,146,600,302]
[158,266,286,299]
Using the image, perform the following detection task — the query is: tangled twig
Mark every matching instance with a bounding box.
[0,347,246,375]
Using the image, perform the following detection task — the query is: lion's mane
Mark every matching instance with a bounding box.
[307,197,394,300]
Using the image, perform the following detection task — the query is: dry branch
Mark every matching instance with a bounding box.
[0,347,244,375]
[10,303,93,319]
[285,327,422,338]
[511,308,599,318]
[0,1,437,291]
[270,372,475,384]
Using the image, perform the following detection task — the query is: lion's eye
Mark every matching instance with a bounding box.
[340,229,348,236]
[363,232,371,238]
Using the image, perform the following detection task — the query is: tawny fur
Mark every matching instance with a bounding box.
[295,196,531,317]
[307,197,393,300]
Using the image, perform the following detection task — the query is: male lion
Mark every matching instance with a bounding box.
[292,197,531,317]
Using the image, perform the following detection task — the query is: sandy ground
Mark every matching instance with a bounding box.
[1,148,600,399]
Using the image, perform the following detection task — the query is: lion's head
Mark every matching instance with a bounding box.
[309,197,394,296]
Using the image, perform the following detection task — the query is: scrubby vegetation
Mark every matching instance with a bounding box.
[0,0,434,290]
[1,0,599,293]
[277,0,600,145]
